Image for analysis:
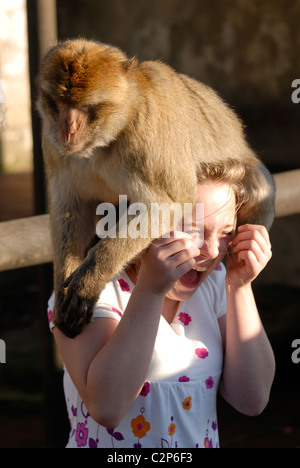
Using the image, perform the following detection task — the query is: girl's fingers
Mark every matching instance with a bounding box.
[170,245,200,267]
[233,239,266,263]
[234,226,271,256]
[175,258,197,278]
[227,225,272,285]
[149,234,200,279]
[236,250,260,277]
[237,224,271,250]
[156,230,192,243]
[155,232,200,257]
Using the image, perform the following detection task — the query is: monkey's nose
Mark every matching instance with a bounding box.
[65,119,78,143]
[59,106,87,149]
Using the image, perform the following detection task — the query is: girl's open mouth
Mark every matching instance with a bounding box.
[179,266,207,289]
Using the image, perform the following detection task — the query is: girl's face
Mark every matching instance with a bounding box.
[166,181,236,302]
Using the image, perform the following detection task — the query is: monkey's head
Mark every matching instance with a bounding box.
[37,39,138,157]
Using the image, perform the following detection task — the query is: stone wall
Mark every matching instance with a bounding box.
[56,0,300,172]
[57,0,299,105]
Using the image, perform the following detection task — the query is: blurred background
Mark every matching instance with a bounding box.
[0,0,299,448]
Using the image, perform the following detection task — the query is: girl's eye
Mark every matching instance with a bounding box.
[222,231,233,238]
[219,234,234,254]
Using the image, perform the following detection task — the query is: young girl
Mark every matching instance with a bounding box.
[48,161,275,448]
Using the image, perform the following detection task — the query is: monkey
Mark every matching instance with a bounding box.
[36,38,275,338]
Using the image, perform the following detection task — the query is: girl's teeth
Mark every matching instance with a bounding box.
[193,266,207,272]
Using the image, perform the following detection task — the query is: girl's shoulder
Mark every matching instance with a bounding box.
[47,272,135,330]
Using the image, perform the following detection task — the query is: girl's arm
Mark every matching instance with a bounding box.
[218,224,275,416]
[54,284,165,428]
[54,233,199,428]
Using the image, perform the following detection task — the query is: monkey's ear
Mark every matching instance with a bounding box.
[124,57,138,71]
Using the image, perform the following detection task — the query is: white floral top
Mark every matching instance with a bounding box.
[48,263,226,448]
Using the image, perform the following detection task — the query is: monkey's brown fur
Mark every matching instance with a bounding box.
[37,39,274,337]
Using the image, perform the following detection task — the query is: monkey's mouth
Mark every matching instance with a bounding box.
[58,129,90,155]
[62,141,90,156]
[63,140,86,151]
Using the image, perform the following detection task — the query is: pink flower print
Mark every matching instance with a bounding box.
[118,278,130,291]
[75,422,88,447]
[195,347,209,359]
[178,376,190,382]
[215,264,222,271]
[48,309,53,325]
[140,382,150,397]
[178,312,192,326]
[205,376,214,389]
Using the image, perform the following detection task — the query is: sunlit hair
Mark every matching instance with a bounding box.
[196,160,249,216]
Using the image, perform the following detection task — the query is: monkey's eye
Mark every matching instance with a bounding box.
[87,104,101,122]
[78,105,97,121]
[42,91,58,114]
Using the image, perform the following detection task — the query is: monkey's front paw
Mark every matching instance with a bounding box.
[54,273,100,338]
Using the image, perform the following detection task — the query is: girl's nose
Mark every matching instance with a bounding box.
[201,238,220,259]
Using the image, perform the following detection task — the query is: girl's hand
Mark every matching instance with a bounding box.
[226,224,272,289]
[137,231,200,295]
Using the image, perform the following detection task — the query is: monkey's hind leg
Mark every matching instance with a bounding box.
[50,198,98,336]
[59,234,153,337]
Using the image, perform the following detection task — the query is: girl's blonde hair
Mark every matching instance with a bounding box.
[197,160,249,216]
[197,158,274,229]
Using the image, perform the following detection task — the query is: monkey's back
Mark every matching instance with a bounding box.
[132,59,258,172]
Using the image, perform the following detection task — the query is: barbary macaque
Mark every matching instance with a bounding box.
[37,39,275,337]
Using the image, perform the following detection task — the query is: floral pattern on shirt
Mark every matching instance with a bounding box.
[178,312,192,326]
[48,265,227,448]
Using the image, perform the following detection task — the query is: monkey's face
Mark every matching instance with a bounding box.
[37,40,135,157]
